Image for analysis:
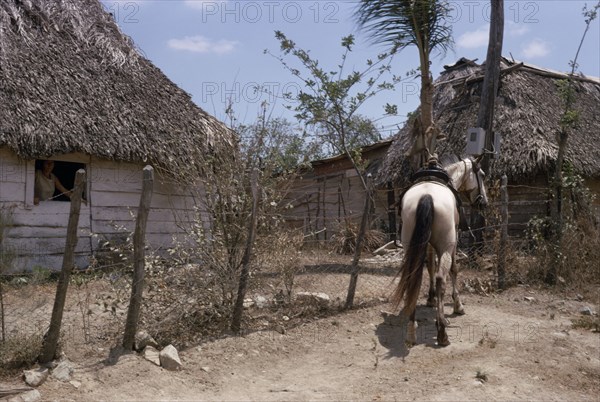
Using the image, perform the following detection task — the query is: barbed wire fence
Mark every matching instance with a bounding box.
[1,165,593,365]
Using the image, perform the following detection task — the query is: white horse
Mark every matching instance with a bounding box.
[391,157,488,346]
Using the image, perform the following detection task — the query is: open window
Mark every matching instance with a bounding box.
[34,159,87,203]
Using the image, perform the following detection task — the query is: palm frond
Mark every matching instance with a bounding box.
[354,0,453,56]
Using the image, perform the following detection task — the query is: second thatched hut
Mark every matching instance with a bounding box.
[378,57,600,235]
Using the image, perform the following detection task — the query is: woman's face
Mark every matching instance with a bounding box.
[42,160,54,175]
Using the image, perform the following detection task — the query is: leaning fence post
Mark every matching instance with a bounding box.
[345,174,373,309]
[40,169,86,363]
[231,167,260,333]
[123,166,154,350]
[497,175,508,289]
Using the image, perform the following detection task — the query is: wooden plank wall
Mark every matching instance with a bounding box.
[0,150,209,271]
[504,176,550,235]
[282,169,391,241]
[284,171,560,243]
[88,158,202,253]
[0,149,91,270]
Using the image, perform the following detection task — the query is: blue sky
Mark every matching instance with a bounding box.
[101,1,600,138]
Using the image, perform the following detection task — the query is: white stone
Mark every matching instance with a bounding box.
[135,330,159,351]
[23,367,49,387]
[296,292,330,307]
[159,345,182,371]
[8,390,42,402]
[143,346,161,366]
[253,295,269,309]
[51,360,74,382]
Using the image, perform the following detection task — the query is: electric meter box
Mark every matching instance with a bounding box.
[466,127,486,156]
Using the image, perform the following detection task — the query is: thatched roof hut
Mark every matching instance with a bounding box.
[379,57,600,187]
[0,0,233,179]
[0,0,235,271]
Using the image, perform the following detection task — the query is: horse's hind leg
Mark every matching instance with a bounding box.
[435,252,452,346]
[406,308,418,345]
[426,245,436,307]
[450,252,465,315]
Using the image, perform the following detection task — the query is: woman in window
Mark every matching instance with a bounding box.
[34,160,72,205]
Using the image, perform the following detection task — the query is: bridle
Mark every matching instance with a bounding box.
[470,158,486,207]
[455,158,486,207]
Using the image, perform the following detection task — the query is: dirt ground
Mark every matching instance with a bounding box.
[1,259,599,401]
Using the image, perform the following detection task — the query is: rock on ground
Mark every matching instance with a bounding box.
[135,330,159,351]
[23,368,49,387]
[51,360,75,382]
[143,346,161,366]
[7,390,42,402]
[159,345,182,371]
[295,292,330,307]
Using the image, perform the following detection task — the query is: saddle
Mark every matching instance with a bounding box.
[397,162,469,231]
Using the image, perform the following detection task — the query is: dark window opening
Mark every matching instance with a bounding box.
[34,160,86,202]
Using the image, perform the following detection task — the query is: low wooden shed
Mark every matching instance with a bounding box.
[283,140,394,241]
[0,0,233,271]
[378,57,600,235]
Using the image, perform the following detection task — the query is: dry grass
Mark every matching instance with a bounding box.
[571,316,600,332]
[519,216,600,288]
[0,334,44,375]
[331,224,387,255]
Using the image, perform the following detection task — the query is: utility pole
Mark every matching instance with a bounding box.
[470,0,504,259]
[477,0,504,172]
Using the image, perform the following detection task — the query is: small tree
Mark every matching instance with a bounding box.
[354,0,453,166]
[548,2,599,284]
[267,32,401,307]
[237,116,305,171]
[267,32,401,189]
[308,114,383,159]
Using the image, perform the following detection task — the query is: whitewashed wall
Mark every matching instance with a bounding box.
[0,148,209,272]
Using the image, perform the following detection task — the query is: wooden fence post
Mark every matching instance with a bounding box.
[305,194,313,238]
[386,182,397,241]
[497,175,508,289]
[123,165,154,350]
[40,169,86,363]
[315,190,321,241]
[322,179,327,240]
[231,168,260,333]
[345,174,373,309]
[0,281,5,342]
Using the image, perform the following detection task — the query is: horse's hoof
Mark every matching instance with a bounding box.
[437,334,450,347]
[454,306,465,315]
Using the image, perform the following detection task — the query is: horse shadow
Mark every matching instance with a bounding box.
[375,305,442,359]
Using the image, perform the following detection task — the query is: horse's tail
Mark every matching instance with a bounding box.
[391,194,433,316]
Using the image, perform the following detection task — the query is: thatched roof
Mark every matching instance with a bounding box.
[0,0,233,179]
[379,57,600,186]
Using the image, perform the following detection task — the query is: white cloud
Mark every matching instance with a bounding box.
[507,22,530,37]
[168,36,238,54]
[521,39,550,59]
[457,27,489,49]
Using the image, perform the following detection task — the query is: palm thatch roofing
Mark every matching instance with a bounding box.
[379,57,600,187]
[0,0,233,180]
